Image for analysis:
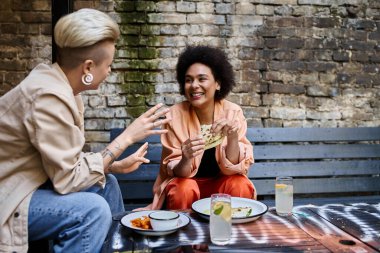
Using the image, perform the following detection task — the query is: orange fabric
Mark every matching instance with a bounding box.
[138,100,255,211]
[165,175,255,210]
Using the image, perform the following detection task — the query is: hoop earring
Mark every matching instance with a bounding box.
[81,73,93,86]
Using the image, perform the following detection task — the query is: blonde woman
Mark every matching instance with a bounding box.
[0,9,169,253]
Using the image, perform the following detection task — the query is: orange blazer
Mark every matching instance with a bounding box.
[143,99,255,210]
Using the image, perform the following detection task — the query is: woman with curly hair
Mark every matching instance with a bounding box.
[146,45,256,210]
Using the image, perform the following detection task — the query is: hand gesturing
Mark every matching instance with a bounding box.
[109,142,150,174]
[211,110,240,139]
[123,103,171,145]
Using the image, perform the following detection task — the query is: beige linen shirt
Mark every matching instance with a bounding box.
[0,63,105,253]
[144,100,255,210]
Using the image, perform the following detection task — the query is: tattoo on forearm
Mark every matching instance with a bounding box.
[101,148,116,168]
[113,139,122,151]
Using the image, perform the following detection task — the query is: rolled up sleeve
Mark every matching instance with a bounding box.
[219,141,253,175]
[218,109,254,176]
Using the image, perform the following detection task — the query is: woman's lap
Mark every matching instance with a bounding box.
[165,174,254,209]
[28,174,123,253]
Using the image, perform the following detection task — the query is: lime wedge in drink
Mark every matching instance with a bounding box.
[213,201,231,221]
[213,202,224,215]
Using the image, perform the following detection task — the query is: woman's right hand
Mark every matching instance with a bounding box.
[181,135,205,160]
[173,135,205,177]
[121,103,170,145]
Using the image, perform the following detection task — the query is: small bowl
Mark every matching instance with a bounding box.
[148,211,180,230]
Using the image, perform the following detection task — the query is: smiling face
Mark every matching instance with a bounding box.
[184,63,220,112]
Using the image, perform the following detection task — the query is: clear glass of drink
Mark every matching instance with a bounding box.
[275,176,293,216]
[210,193,232,245]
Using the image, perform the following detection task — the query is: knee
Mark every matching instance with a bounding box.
[82,193,112,230]
[222,175,254,198]
[165,178,199,209]
[59,194,111,251]
[225,174,248,184]
[167,178,198,195]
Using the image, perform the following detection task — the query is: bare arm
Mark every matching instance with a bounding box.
[102,103,170,172]
[211,110,241,164]
[225,133,240,164]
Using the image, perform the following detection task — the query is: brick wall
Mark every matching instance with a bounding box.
[0,0,51,94]
[0,0,379,152]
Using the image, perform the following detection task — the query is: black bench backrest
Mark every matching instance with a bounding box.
[111,127,380,209]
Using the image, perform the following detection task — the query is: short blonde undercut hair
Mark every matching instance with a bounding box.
[54,8,120,48]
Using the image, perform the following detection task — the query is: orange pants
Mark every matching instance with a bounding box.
[165,174,255,210]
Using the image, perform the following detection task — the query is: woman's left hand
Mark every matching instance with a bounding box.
[108,142,150,174]
[212,111,241,164]
[211,111,240,139]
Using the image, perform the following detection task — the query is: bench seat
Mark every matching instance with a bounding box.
[110,127,380,210]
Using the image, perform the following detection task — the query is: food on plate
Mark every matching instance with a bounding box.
[232,207,252,218]
[203,206,253,218]
[130,216,152,229]
[201,125,225,150]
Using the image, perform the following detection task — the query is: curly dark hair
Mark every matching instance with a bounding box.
[176,46,235,101]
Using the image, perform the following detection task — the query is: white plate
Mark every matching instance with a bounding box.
[191,197,268,224]
[121,210,190,236]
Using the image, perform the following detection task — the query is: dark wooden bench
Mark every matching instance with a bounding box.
[110,127,380,210]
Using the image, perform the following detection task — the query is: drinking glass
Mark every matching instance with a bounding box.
[210,193,232,245]
[275,177,293,216]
